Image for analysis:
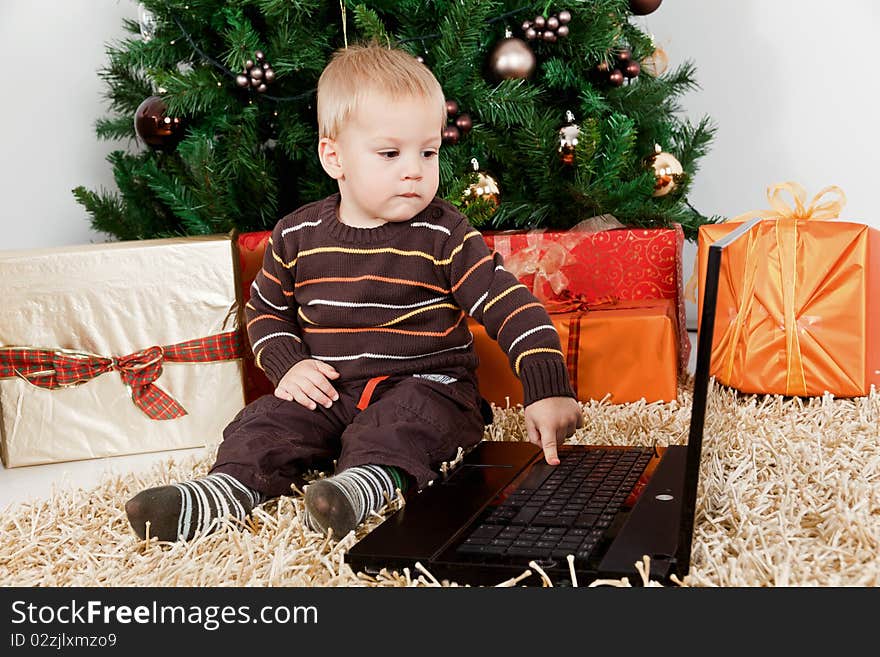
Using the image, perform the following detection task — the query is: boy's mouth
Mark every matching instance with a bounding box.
[399,193,420,198]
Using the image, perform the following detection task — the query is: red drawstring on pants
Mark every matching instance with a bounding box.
[356,375,390,411]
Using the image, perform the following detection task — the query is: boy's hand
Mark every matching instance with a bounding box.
[523,396,583,466]
[274,359,340,410]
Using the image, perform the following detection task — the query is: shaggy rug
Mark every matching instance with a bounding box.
[2,379,878,587]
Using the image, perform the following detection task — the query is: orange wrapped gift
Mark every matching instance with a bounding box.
[696,183,880,397]
[470,298,679,407]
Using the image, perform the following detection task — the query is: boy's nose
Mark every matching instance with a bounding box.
[401,155,423,180]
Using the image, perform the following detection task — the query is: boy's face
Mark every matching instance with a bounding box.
[319,93,443,228]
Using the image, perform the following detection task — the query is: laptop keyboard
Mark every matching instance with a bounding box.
[455,447,653,564]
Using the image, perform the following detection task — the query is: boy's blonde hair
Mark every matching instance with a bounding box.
[317,42,447,139]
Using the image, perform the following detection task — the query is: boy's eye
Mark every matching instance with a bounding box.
[378,150,399,159]
[422,150,438,158]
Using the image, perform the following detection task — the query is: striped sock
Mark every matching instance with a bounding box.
[125,473,265,542]
[303,465,408,538]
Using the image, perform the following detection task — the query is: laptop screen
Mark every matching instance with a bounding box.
[677,216,762,576]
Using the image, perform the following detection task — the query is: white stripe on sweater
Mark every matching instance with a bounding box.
[306,295,448,310]
[251,331,302,350]
[312,337,473,362]
[509,325,557,350]
[469,291,488,316]
[410,221,451,235]
[251,281,289,311]
[281,219,322,236]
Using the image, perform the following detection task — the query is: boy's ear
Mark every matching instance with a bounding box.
[318,137,344,180]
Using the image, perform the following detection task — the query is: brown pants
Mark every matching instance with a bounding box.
[210,369,485,497]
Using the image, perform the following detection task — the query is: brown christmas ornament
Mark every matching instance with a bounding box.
[239,50,275,93]
[522,8,572,42]
[462,158,500,212]
[442,125,461,145]
[630,0,663,15]
[624,60,641,78]
[134,95,185,150]
[443,100,472,144]
[455,113,473,133]
[648,144,683,197]
[488,30,536,80]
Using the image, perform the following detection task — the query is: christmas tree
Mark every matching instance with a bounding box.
[74,0,717,241]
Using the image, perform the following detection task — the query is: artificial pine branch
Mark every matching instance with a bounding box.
[77,0,717,241]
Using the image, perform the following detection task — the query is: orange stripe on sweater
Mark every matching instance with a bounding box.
[295,275,449,294]
[304,312,466,337]
[497,302,544,338]
[246,313,287,330]
[261,268,281,285]
[258,268,294,297]
[451,253,493,293]
[299,303,458,328]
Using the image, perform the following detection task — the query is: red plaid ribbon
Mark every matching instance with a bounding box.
[0,331,243,420]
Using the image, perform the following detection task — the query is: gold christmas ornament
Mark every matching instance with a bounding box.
[558,110,580,166]
[642,45,669,77]
[488,29,536,80]
[462,158,500,212]
[649,144,683,197]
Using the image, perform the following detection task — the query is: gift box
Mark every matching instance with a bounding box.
[696,183,880,397]
[0,236,247,467]
[236,230,276,402]
[484,223,690,372]
[470,298,679,407]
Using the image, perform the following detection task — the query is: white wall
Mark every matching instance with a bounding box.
[636,0,879,326]
[0,0,138,250]
[1,2,877,267]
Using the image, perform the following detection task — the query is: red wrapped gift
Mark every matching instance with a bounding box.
[483,224,689,371]
[235,231,275,402]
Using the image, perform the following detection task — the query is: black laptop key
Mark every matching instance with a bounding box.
[518,461,557,491]
[574,513,599,528]
[511,506,539,525]
[457,542,489,555]
[468,524,504,540]
[534,512,566,527]
[506,546,550,559]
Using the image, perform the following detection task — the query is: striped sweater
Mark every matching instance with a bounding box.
[246,193,575,406]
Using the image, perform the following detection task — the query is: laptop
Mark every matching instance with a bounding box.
[346,217,761,586]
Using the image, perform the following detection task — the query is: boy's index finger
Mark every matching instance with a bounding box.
[540,426,560,466]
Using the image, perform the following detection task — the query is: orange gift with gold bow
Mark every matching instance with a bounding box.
[695,182,880,397]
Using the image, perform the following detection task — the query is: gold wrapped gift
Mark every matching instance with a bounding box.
[0,236,246,467]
